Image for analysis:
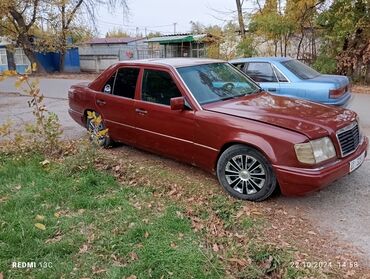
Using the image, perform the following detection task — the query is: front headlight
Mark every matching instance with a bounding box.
[294,137,336,164]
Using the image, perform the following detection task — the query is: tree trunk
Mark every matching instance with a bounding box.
[6,48,16,71]
[297,31,305,59]
[19,34,46,73]
[60,51,65,72]
[236,0,246,39]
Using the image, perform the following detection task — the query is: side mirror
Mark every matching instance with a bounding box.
[170,97,185,111]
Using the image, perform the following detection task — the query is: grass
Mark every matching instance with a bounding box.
[0,152,222,278]
[0,147,336,278]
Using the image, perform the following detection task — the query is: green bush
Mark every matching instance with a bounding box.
[312,54,337,74]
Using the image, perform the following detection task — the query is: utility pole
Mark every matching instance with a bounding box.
[173,22,177,34]
[144,27,147,38]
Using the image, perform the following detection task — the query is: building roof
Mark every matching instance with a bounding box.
[146,33,209,44]
[118,58,224,68]
[84,37,143,45]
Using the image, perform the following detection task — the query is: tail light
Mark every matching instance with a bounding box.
[329,87,346,99]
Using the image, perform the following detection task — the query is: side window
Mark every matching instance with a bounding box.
[112,68,140,99]
[142,70,182,106]
[273,66,289,82]
[245,62,277,82]
[102,73,116,93]
[232,63,245,71]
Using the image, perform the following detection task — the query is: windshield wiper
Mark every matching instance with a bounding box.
[220,96,236,101]
[249,88,263,95]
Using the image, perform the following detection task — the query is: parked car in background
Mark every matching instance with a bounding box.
[230,57,352,106]
[68,58,367,201]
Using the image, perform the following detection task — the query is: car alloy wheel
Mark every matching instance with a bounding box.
[225,154,266,195]
[217,144,277,201]
[86,113,111,147]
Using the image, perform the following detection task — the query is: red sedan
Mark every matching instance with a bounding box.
[68,58,368,201]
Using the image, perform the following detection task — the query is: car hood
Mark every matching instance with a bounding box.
[203,92,356,139]
[307,74,349,88]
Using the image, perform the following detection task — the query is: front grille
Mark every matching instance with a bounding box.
[336,121,360,157]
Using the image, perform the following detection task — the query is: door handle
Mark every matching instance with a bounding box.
[267,88,277,92]
[135,108,148,115]
[96,99,106,106]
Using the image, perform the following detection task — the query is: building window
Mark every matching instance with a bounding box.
[191,42,205,58]
[0,49,7,66]
[14,48,30,66]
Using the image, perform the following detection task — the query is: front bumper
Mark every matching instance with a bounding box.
[274,136,368,196]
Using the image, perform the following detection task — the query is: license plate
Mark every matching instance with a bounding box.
[349,151,365,173]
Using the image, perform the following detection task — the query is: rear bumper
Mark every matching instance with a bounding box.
[274,136,368,196]
[68,108,86,127]
[323,92,352,106]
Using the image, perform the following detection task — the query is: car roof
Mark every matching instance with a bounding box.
[229,57,293,63]
[117,58,224,68]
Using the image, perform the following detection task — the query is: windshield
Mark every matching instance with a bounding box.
[281,59,320,80]
[177,63,260,105]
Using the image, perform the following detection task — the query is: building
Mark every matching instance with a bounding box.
[0,36,80,73]
[77,34,219,72]
[145,33,218,58]
[78,37,148,72]
[0,37,31,73]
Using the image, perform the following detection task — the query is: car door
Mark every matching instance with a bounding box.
[244,62,280,94]
[94,66,140,144]
[134,67,195,163]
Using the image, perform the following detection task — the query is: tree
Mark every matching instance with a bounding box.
[317,0,370,81]
[105,27,130,38]
[235,0,246,39]
[0,0,45,71]
[0,0,128,72]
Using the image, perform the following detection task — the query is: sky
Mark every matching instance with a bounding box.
[96,0,239,37]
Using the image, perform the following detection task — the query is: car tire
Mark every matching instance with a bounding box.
[217,144,277,201]
[86,112,113,148]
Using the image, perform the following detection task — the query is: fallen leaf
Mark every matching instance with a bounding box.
[92,266,106,274]
[54,212,60,218]
[307,231,317,235]
[45,230,63,244]
[79,244,89,253]
[261,255,274,270]
[170,242,177,248]
[212,243,219,252]
[228,257,249,267]
[35,215,45,222]
[144,231,149,238]
[40,159,50,166]
[35,223,46,230]
[129,252,139,261]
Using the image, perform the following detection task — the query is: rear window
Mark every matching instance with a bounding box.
[281,59,320,80]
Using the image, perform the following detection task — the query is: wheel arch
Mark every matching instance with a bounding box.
[83,108,99,125]
[215,137,278,171]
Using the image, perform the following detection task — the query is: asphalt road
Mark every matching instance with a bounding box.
[1,77,370,263]
[0,77,86,139]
